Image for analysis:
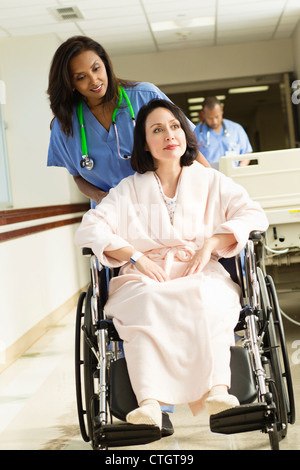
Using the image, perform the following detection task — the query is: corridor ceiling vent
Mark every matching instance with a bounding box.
[50,6,84,22]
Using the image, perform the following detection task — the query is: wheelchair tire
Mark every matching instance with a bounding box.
[75,286,100,447]
[75,290,90,443]
[266,275,296,426]
[257,268,289,446]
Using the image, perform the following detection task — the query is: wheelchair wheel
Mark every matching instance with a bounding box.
[257,268,290,448]
[75,285,101,448]
[266,275,296,426]
[75,290,89,443]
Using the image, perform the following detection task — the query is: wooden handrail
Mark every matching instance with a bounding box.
[0,203,89,243]
[0,203,89,226]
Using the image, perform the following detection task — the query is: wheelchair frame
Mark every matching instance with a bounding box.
[211,233,295,449]
[75,233,295,450]
[75,254,161,450]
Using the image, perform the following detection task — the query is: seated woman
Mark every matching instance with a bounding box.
[75,99,269,430]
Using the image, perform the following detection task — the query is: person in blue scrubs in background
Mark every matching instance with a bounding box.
[47,36,209,209]
[194,96,252,169]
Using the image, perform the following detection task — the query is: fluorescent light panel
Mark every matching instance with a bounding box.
[228,86,269,94]
[189,104,203,111]
[188,95,226,105]
[188,97,205,104]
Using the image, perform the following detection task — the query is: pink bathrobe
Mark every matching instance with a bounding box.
[75,162,269,414]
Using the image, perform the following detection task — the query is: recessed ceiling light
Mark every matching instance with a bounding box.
[228,86,269,94]
[151,17,214,32]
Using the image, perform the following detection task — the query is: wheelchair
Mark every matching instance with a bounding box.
[75,232,295,450]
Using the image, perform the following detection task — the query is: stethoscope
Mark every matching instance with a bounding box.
[199,122,230,148]
[77,86,135,170]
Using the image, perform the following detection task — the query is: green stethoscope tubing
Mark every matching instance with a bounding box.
[77,86,135,168]
[77,98,88,157]
[112,85,135,124]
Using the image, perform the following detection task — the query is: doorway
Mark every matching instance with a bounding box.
[161,73,297,153]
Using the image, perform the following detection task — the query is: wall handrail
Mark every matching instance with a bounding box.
[0,203,89,243]
[0,203,89,226]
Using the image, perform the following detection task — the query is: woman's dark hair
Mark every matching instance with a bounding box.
[131,99,199,173]
[47,35,135,136]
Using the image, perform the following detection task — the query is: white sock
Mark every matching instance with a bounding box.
[205,393,239,415]
[208,385,228,397]
[126,399,162,429]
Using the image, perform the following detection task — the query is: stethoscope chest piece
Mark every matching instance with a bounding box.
[80,155,94,170]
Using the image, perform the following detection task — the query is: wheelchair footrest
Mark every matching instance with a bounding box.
[94,422,161,448]
[210,402,275,435]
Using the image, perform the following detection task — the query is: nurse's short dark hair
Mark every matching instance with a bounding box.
[131,99,199,174]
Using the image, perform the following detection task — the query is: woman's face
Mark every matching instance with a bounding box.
[144,107,187,167]
[69,49,108,105]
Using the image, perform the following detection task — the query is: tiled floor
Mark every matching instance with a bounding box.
[0,300,299,451]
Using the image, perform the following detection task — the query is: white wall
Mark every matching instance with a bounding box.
[112,38,294,86]
[0,35,89,370]
[0,225,89,350]
[0,34,87,208]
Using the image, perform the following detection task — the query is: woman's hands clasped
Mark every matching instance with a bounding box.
[182,243,213,277]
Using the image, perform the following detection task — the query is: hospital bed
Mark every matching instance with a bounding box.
[75,232,295,450]
[219,148,300,266]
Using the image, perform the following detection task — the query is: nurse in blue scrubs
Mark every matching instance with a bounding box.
[194,96,252,169]
[47,36,209,208]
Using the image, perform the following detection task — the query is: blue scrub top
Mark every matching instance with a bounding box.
[194,118,252,165]
[47,82,170,196]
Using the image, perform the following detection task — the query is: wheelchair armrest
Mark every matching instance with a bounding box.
[82,247,93,256]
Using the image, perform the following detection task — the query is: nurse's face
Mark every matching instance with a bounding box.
[69,50,108,105]
[202,104,223,132]
[144,107,187,168]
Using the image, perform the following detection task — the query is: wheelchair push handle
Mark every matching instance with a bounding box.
[82,247,93,256]
[249,231,263,241]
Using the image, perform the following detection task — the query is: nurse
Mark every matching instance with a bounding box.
[194,96,252,169]
[47,36,209,208]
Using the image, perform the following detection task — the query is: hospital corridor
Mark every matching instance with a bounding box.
[1,0,300,453]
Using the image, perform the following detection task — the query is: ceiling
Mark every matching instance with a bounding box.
[0,0,299,57]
